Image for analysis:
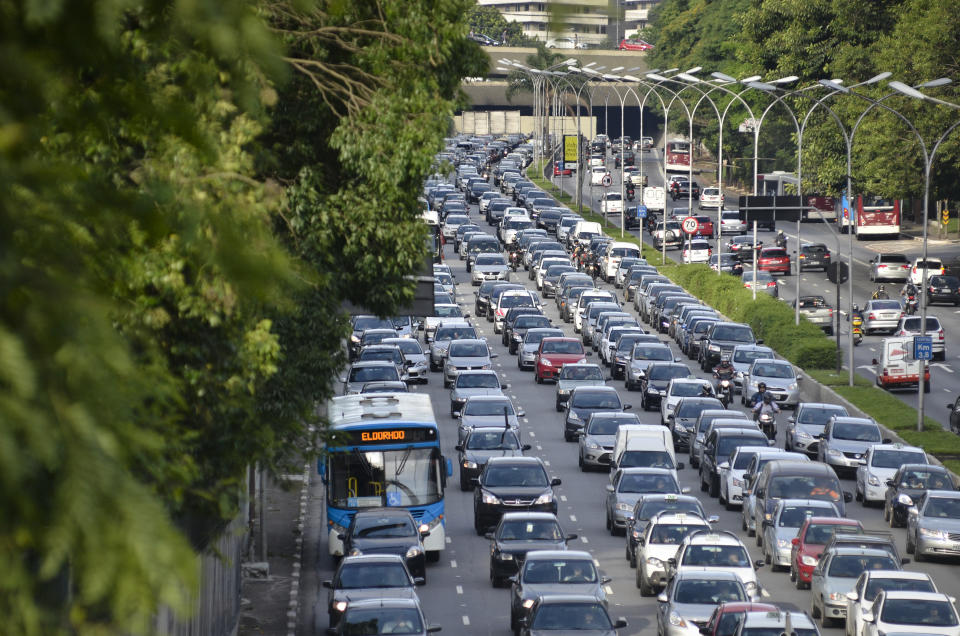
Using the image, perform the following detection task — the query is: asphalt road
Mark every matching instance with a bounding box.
[302,186,960,636]
[556,149,960,430]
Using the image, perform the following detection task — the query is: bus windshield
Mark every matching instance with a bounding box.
[328,447,442,509]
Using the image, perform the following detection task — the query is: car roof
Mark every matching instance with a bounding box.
[775,498,838,508]
[572,385,619,393]
[487,456,544,466]
[868,443,925,454]
[500,512,558,522]
[339,554,407,565]
[619,467,675,476]
[526,550,593,562]
[865,570,933,581]
[742,611,816,628]
[463,394,510,402]
[674,569,742,581]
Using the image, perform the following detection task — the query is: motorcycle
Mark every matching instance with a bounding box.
[509,249,521,271]
[716,378,734,408]
[626,186,636,202]
[905,294,918,315]
[851,312,864,346]
[754,410,777,440]
[775,232,787,249]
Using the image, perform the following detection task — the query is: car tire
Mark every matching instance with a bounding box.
[605,510,612,531]
[718,486,726,507]
[810,599,821,619]
[638,570,653,596]
[556,399,563,413]
[708,475,719,497]
[535,372,542,384]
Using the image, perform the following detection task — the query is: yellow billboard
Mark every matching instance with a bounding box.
[563,135,578,163]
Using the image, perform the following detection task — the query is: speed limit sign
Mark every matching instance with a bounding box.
[681,216,700,235]
[601,174,613,187]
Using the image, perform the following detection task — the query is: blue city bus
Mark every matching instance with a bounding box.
[320,393,451,560]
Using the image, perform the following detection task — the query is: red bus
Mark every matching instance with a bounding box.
[839,193,900,239]
[665,140,691,172]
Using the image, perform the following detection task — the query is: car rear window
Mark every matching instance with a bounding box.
[901,317,942,331]
[880,254,909,263]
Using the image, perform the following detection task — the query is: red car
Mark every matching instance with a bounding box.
[534,337,588,383]
[701,602,779,636]
[789,517,863,589]
[553,163,572,176]
[619,38,654,51]
[757,246,791,274]
[694,216,715,239]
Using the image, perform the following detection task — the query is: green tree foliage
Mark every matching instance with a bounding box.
[0,0,483,632]
[468,5,530,45]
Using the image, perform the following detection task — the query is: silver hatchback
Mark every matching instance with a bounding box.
[861,299,903,335]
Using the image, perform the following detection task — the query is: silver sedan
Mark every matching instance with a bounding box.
[861,299,903,335]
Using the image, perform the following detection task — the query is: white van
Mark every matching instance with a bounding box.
[642,186,666,212]
[874,336,930,392]
[572,220,603,245]
[611,425,677,473]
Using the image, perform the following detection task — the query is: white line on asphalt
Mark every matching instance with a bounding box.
[570,515,577,522]
[858,365,877,375]
[594,559,601,567]
[462,616,470,626]
[522,417,529,423]
[536,445,543,450]
[604,585,614,594]
[580,536,589,544]
[445,537,452,544]
[450,560,457,569]
[529,431,536,437]
[456,585,463,595]
[932,363,954,373]
[544,460,551,466]
[761,589,771,598]
[947,388,953,392]
[560,495,568,502]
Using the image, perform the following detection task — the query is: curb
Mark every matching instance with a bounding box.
[286,462,310,636]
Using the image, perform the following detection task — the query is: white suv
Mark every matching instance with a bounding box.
[665,530,761,599]
[699,187,723,210]
[909,257,945,285]
[635,511,712,596]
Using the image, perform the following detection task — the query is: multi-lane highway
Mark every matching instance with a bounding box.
[556,147,959,430]
[298,167,960,635]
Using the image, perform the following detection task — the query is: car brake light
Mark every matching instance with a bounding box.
[868,313,876,320]
[913,266,917,273]
[939,331,945,340]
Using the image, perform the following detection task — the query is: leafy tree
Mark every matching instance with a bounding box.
[468,5,530,45]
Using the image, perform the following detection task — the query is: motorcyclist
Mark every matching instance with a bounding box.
[699,383,714,397]
[776,230,787,248]
[749,382,771,408]
[753,393,781,419]
[626,183,636,201]
[713,356,736,380]
[901,282,918,298]
[871,285,889,300]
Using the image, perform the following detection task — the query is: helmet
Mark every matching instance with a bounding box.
[700,384,712,395]
[879,285,885,292]
[758,382,767,391]
[763,394,773,404]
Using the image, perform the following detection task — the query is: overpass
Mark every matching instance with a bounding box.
[459,46,659,140]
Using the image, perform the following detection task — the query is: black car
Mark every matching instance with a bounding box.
[698,321,759,371]
[624,494,712,567]
[520,595,627,635]
[799,243,832,272]
[638,362,692,411]
[510,550,610,632]
[564,386,631,442]
[884,463,957,527]
[538,208,564,232]
[505,312,552,352]
[340,509,429,580]
[926,274,960,305]
[456,426,530,490]
[614,151,635,168]
[669,179,701,201]
[326,597,439,636]
[473,457,561,534]
[486,512,576,586]
[321,554,421,629]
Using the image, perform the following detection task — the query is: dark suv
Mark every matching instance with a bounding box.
[473,457,561,534]
[799,243,832,272]
[699,322,759,371]
[699,427,770,497]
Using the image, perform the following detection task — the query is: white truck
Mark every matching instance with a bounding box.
[641,186,666,212]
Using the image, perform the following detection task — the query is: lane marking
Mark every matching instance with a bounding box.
[456,585,463,595]
[561,495,568,502]
[580,536,589,544]
[529,431,536,437]
[450,560,458,569]
[570,515,577,522]
[544,460,551,466]
[536,445,543,450]
[604,585,614,594]
[445,536,452,544]
[462,616,471,626]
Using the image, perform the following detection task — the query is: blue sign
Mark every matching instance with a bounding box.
[913,335,933,361]
[386,491,403,506]
[638,205,648,219]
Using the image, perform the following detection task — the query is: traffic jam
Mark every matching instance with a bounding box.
[327,134,960,636]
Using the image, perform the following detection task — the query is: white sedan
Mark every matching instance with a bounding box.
[600,192,623,215]
[682,239,711,264]
[590,166,610,185]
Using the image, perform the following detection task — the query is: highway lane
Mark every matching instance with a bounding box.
[554,150,959,429]
[304,179,960,636]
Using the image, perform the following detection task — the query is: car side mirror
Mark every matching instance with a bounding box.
[882,438,892,444]
[470,477,480,486]
[490,352,499,359]
[681,487,691,494]
[585,351,593,356]
[605,376,613,382]
[522,444,532,451]
[454,444,463,452]
[339,377,346,383]
[516,408,525,417]
[719,461,730,470]
[761,520,772,529]
[551,478,562,486]
[337,533,346,541]
[754,559,766,570]
[414,576,427,586]
[605,484,615,492]
[846,591,858,602]
[756,339,763,344]
[657,593,668,603]
[949,403,956,410]
[908,505,919,515]
[901,557,911,564]
[565,533,578,542]
[327,629,338,636]
[788,416,796,424]
[484,531,495,540]
[623,404,633,410]
[677,462,685,470]
[322,580,333,589]
[791,537,800,546]
[843,491,853,503]
[886,479,895,487]
[614,618,628,629]
[426,626,442,634]
[861,612,874,623]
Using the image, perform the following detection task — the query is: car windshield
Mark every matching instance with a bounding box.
[871,300,902,310]
[467,430,520,450]
[542,340,584,354]
[434,327,475,341]
[901,317,942,331]
[676,402,715,418]
[349,366,400,383]
[828,555,897,577]
[560,366,604,381]
[456,373,500,389]
[864,577,935,600]
[880,598,958,626]
[337,563,411,589]
[619,451,676,470]
[352,516,416,539]
[683,544,750,567]
[733,349,772,364]
[797,406,847,425]
[751,363,795,379]
[475,254,505,265]
[634,346,673,361]
[803,523,861,544]
[463,400,515,417]
[362,332,395,345]
[391,340,422,355]
[516,316,551,329]
[433,305,462,317]
[712,326,755,342]
[340,608,424,634]
[586,418,623,435]
[525,330,563,345]
[572,392,621,409]
[769,475,841,501]
[924,497,960,518]
[449,342,488,357]
[530,603,612,630]
[901,469,952,490]
[523,560,597,584]
[872,450,926,468]
[498,519,563,541]
[500,295,535,309]
[618,473,678,494]
[359,350,401,364]
[778,505,836,527]
[354,317,395,331]
[833,422,881,442]
[638,499,703,520]
[674,580,746,604]
[484,464,548,488]
[650,523,704,544]
[717,436,765,459]
[650,366,689,381]
[733,451,759,470]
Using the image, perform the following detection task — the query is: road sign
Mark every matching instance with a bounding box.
[913,335,933,361]
[601,174,613,187]
[638,205,648,219]
[681,216,700,235]
[943,210,951,225]
[827,261,849,284]
[564,134,579,163]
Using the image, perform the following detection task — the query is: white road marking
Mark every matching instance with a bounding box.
[570,515,577,522]
[445,536,452,544]
[604,585,614,594]
[580,536,589,544]
[529,431,536,437]
[560,495,568,502]
[536,445,543,450]
[594,559,601,567]
[462,616,471,626]
[450,560,457,569]
[946,388,952,392]
[858,365,877,375]
[761,588,771,598]
[522,417,529,423]
[932,363,954,373]
[456,585,463,595]
[544,460,551,466]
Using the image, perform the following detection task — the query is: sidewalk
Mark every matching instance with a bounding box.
[238,468,310,636]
